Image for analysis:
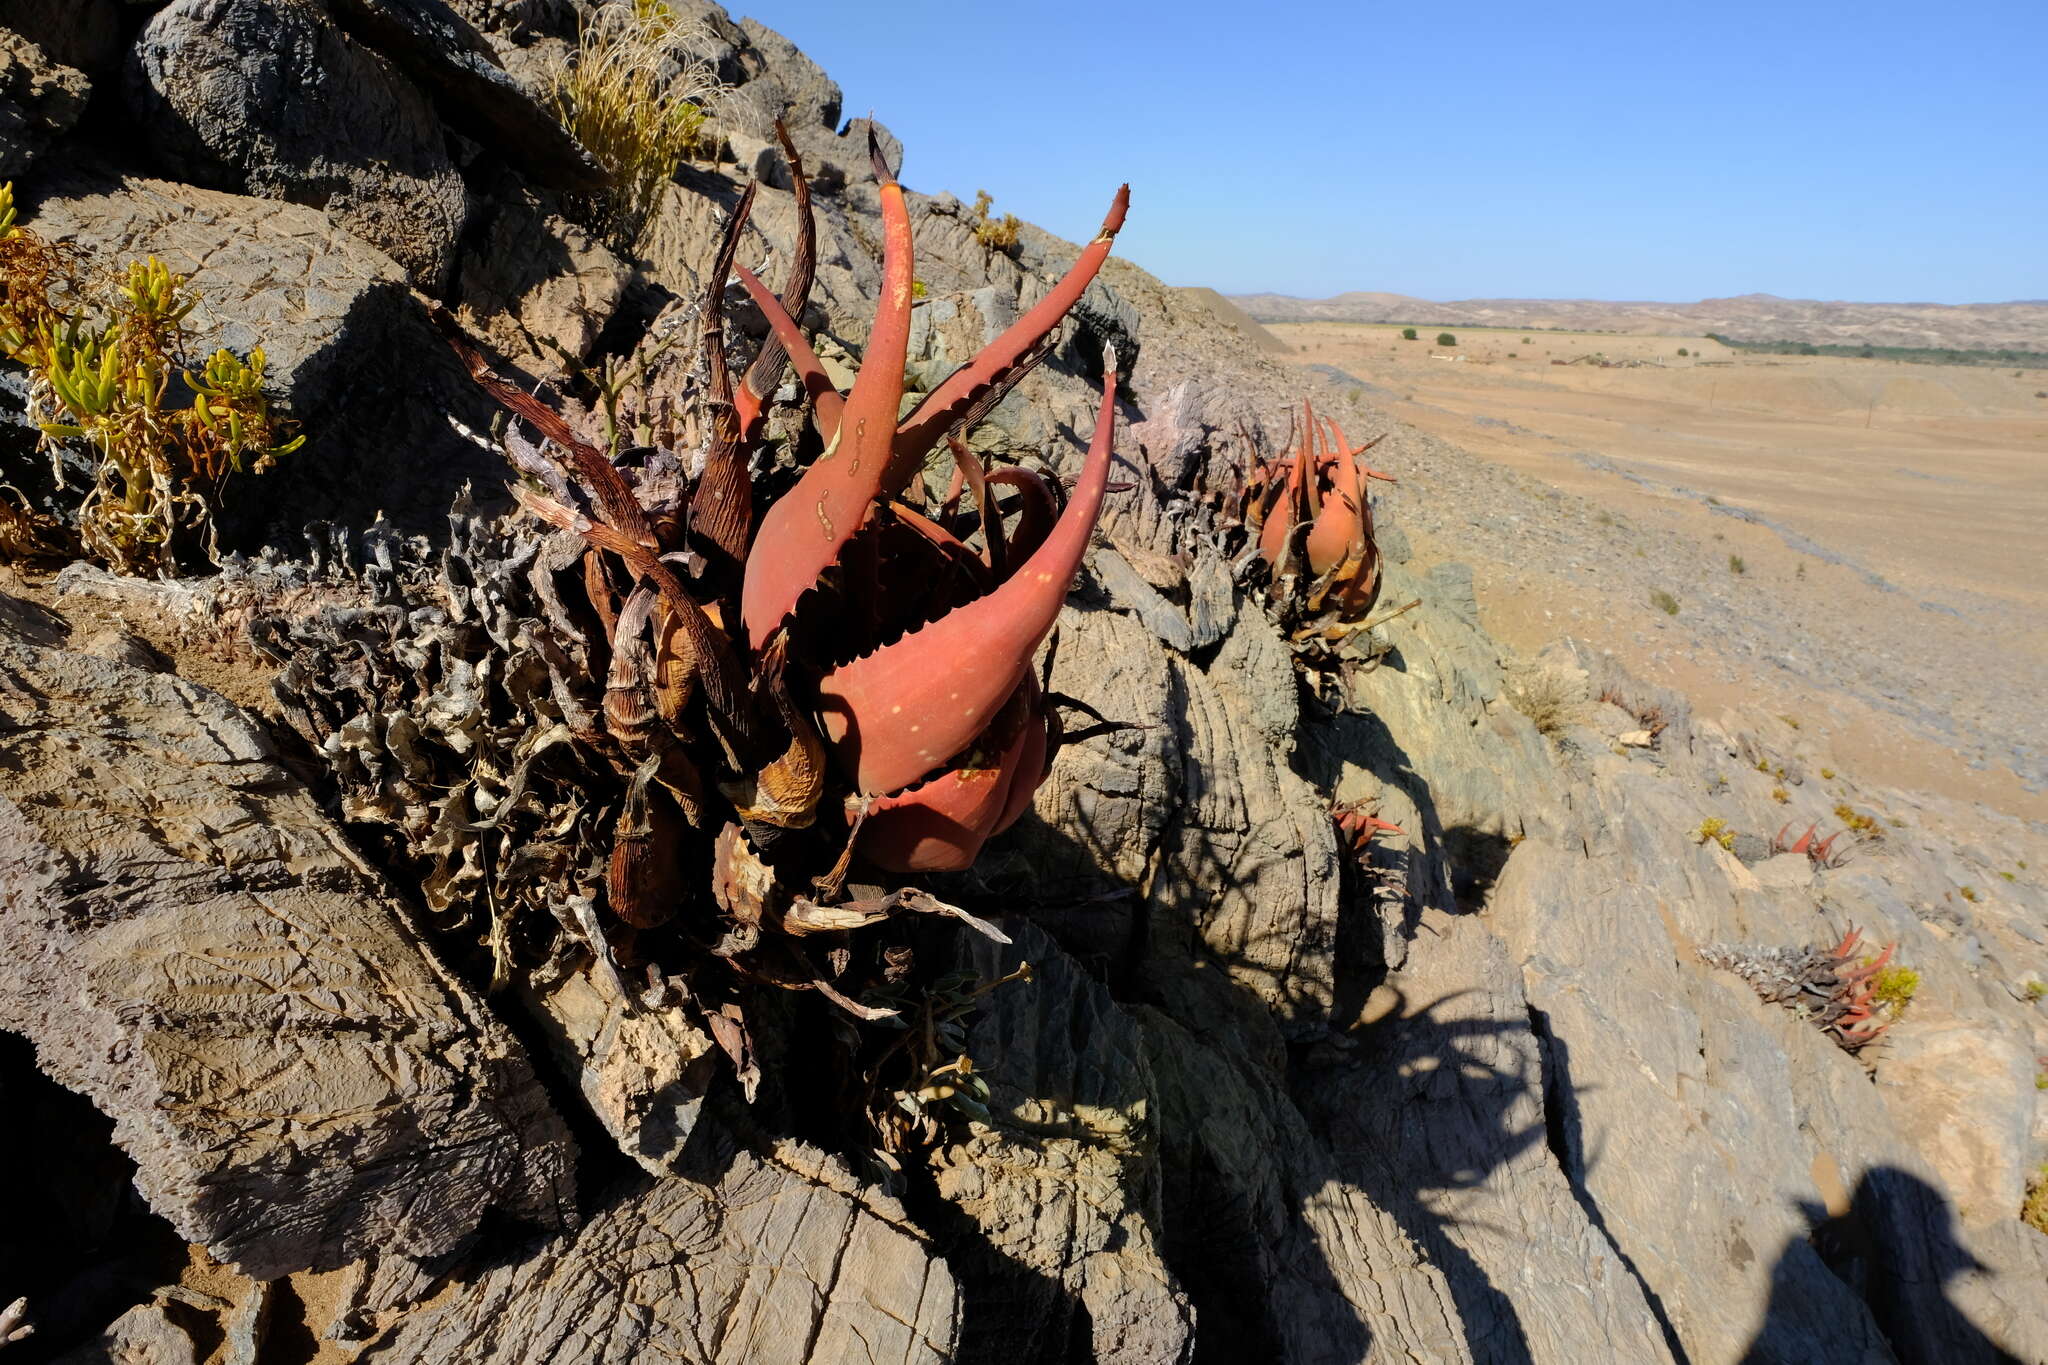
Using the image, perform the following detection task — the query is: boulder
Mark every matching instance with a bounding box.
[453,186,633,371]
[18,170,505,536]
[0,29,88,181]
[325,0,606,192]
[0,611,576,1281]
[928,924,1194,1364]
[52,1303,203,1365]
[127,0,469,291]
[732,17,841,134]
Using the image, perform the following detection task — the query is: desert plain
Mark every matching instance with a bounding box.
[1264,320,2048,818]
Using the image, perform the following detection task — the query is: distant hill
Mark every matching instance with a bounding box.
[1226,291,2048,352]
[1172,287,1291,356]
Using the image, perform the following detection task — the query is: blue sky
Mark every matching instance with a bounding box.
[737,1,2045,304]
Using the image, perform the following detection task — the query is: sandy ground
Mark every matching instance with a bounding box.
[1270,322,2048,821]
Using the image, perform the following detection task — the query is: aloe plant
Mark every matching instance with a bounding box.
[444,126,1130,910]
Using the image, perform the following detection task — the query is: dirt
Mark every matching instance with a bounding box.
[1268,322,2048,821]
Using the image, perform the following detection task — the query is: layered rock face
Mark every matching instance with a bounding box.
[2,3,2046,1363]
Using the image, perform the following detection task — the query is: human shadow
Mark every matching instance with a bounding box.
[1742,1167,2022,1365]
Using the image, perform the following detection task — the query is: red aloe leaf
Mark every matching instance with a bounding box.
[855,683,1040,872]
[732,263,845,437]
[1305,429,1365,577]
[890,184,1130,486]
[688,181,758,570]
[986,465,1058,565]
[816,360,1120,796]
[992,690,1052,836]
[740,131,914,651]
[947,435,1007,578]
[736,121,817,439]
[432,310,655,550]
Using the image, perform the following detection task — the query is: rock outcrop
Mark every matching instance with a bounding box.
[0,606,576,1282]
[2,3,2046,1363]
[129,0,472,290]
[0,28,87,181]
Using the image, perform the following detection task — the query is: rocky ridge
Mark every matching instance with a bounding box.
[1,2,2046,1363]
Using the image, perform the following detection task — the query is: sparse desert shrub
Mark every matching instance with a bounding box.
[2027,981,2047,1002]
[1958,885,1978,903]
[1650,589,1679,615]
[1820,767,1835,780]
[1833,803,1878,836]
[1870,963,1919,1017]
[1677,347,1689,357]
[2025,1168,2048,1237]
[545,0,721,249]
[1694,817,1736,851]
[1436,332,1457,347]
[1402,327,1418,340]
[1780,714,1800,730]
[968,190,1023,253]
[1521,337,1531,344]
[2026,1178,2048,1239]
[1729,553,1745,574]
[0,184,301,574]
[1771,786,1789,804]
[1506,663,1589,737]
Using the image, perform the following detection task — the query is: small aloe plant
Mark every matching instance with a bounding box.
[1773,821,1850,868]
[1234,398,1395,622]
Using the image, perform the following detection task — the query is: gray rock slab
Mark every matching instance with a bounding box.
[0,627,575,1280]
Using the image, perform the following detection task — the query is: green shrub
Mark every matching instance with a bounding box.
[1871,964,1919,1016]
[0,185,301,573]
[1436,332,1457,347]
[1677,347,1689,357]
[1729,553,1745,574]
[1650,589,1679,615]
[1694,817,1735,851]
[1401,327,1418,341]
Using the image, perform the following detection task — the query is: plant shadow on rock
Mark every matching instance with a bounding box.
[908,683,1575,1363]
